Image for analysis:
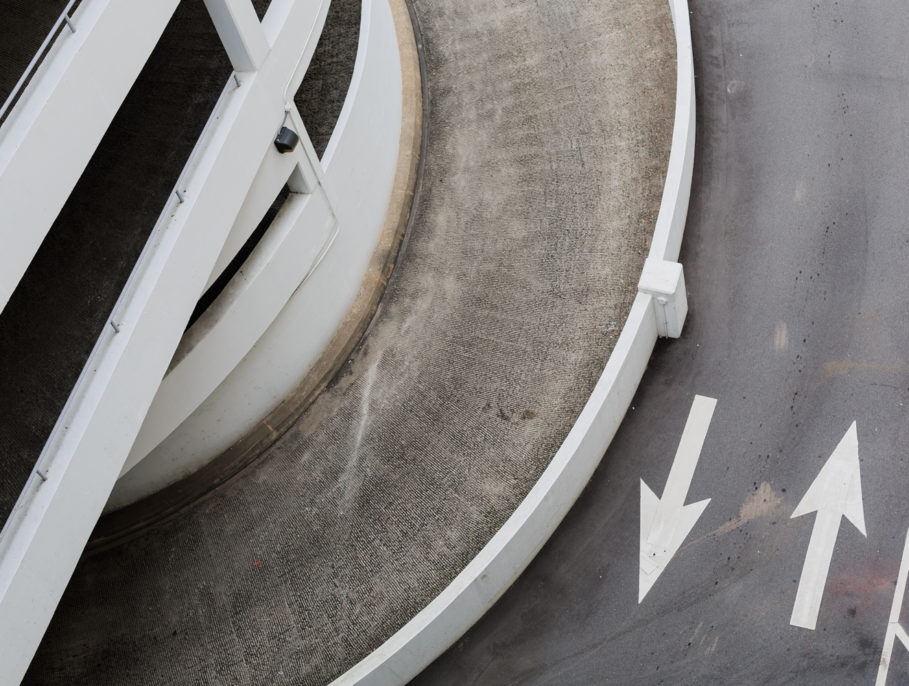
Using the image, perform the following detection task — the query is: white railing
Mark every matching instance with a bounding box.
[0,0,80,123]
[111,0,406,509]
[0,0,180,315]
[0,0,372,681]
[110,0,334,481]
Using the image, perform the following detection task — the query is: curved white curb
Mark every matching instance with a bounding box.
[331,1,695,683]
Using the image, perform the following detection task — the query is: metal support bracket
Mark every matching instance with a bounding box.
[284,107,324,195]
[638,257,687,338]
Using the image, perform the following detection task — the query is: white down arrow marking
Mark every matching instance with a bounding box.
[639,395,716,602]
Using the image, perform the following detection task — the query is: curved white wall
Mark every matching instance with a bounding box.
[110,0,406,509]
[0,0,179,314]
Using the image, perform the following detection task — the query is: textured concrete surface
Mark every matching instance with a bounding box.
[25,0,674,683]
[252,0,271,22]
[414,2,909,684]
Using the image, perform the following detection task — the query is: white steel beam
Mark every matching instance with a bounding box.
[0,0,180,315]
[116,2,331,480]
[203,0,270,72]
[122,186,337,477]
[202,145,297,292]
[0,71,273,684]
[120,126,335,476]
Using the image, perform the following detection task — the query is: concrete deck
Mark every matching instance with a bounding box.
[24,0,675,683]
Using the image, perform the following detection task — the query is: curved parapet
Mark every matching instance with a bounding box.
[650,0,696,264]
[333,1,696,683]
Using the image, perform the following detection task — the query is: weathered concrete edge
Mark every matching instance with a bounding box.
[330,1,694,683]
[651,0,695,264]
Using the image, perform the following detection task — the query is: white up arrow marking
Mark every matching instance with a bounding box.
[790,421,867,630]
[639,395,715,602]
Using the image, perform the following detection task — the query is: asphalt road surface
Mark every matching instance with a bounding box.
[415,1,909,684]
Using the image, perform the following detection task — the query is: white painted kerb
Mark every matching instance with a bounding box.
[330,1,696,683]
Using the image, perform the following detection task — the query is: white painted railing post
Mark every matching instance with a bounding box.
[203,0,270,71]
[285,108,323,194]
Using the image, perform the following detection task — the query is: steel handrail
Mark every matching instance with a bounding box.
[0,0,80,123]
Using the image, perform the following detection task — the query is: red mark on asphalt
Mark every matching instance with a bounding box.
[254,561,261,567]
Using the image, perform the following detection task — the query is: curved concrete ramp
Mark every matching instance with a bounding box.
[26,0,674,683]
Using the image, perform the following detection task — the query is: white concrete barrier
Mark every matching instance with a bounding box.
[650,0,696,265]
[110,0,408,508]
[331,1,696,683]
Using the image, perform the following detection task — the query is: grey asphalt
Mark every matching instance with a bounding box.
[24,0,673,683]
[415,1,909,684]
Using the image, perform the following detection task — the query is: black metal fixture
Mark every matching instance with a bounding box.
[274,126,299,153]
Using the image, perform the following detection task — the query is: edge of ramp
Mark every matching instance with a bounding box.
[331,0,695,683]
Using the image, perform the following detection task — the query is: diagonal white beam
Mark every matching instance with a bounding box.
[117,1,332,477]
[0,71,277,683]
[0,3,334,680]
[203,0,270,71]
[120,114,332,476]
[0,0,179,315]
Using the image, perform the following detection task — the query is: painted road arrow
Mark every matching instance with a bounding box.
[639,395,716,602]
[790,421,867,630]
